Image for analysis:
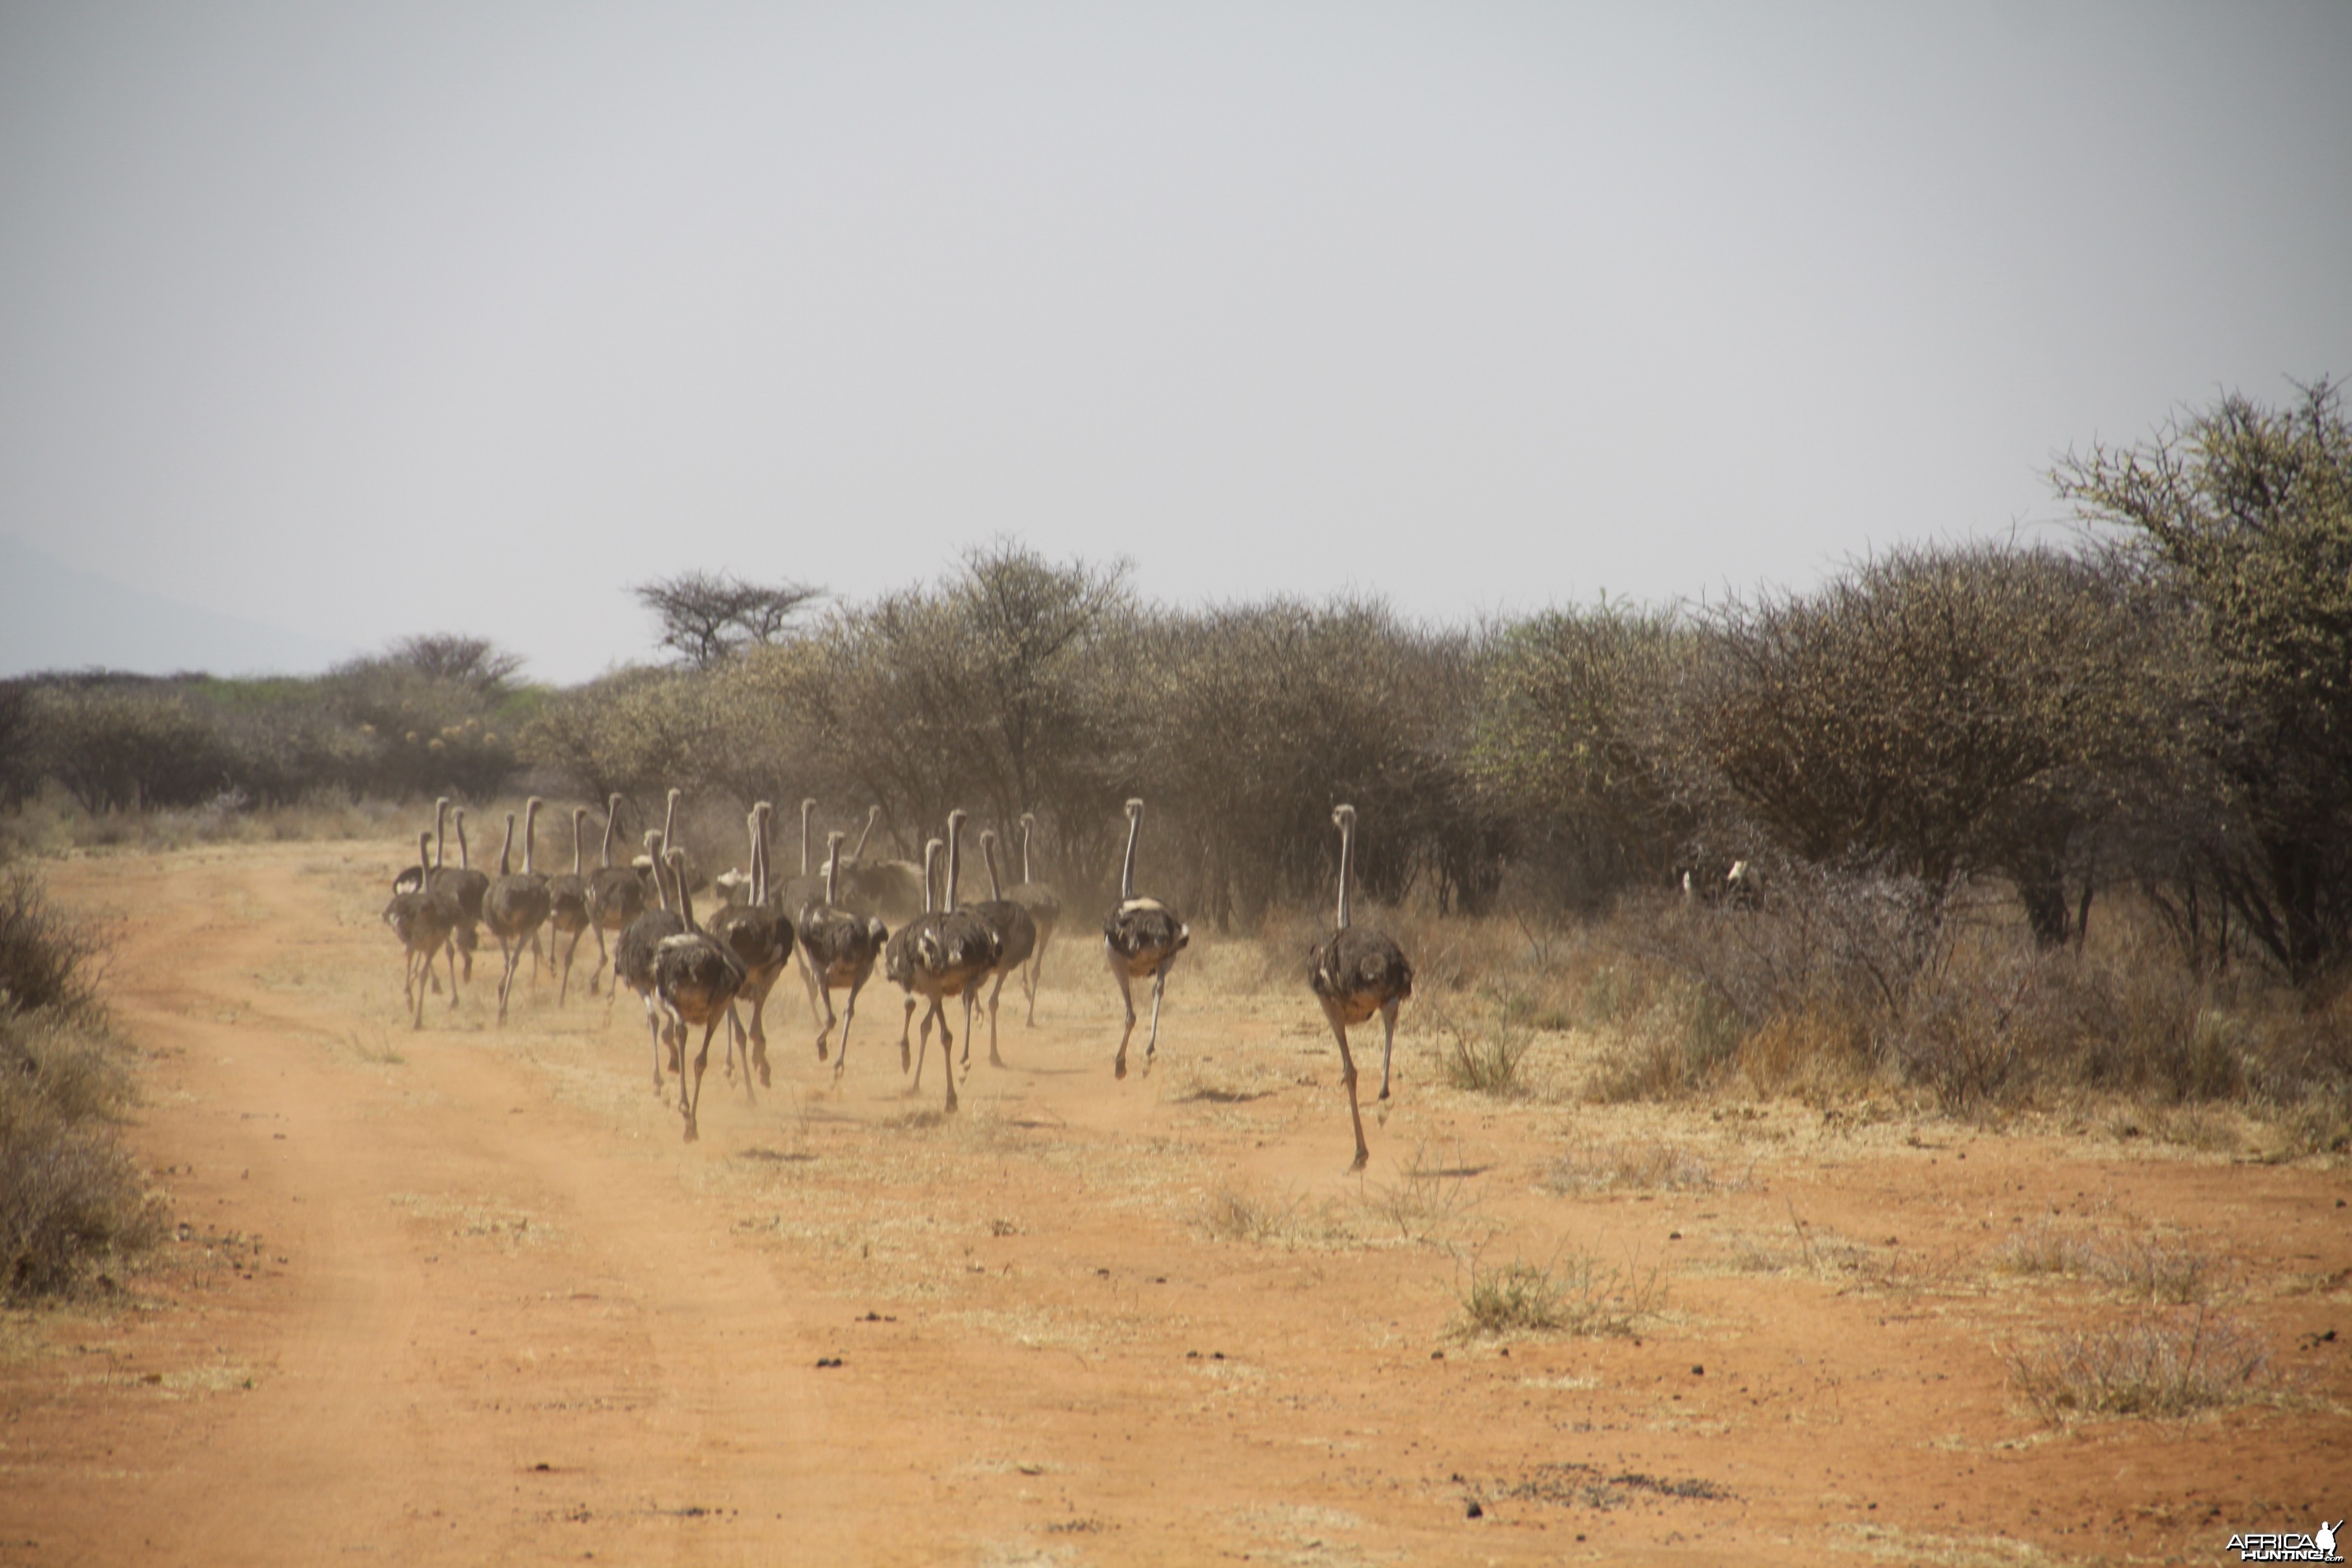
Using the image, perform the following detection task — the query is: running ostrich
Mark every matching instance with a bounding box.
[383,829,461,1028]
[881,837,945,1070]
[796,829,889,1079]
[704,803,794,1096]
[482,798,553,1025]
[839,804,928,924]
[1007,812,1063,1026]
[1306,804,1415,1171]
[895,811,1000,1111]
[962,828,1037,1068]
[545,804,594,1004]
[429,799,489,982]
[653,847,745,1143]
[772,798,832,1028]
[614,830,686,1089]
[586,793,647,996]
[1104,798,1188,1079]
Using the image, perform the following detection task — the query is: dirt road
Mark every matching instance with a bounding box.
[3,842,2345,1565]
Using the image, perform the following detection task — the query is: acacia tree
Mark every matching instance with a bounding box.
[1468,602,1702,911]
[634,571,824,669]
[2056,380,2352,982]
[1699,542,2163,936]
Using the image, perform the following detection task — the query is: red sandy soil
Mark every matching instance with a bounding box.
[2,840,2346,1566]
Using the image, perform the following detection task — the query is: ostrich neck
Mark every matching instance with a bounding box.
[923,844,941,914]
[983,838,1004,901]
[675,864,698,933]
[456,816,471,870]
[824,838,843,906]
[660,792,679,853]
[599,800,617,868]
[497,817,514,878]
[571,815,584,877]
[799,802,812,876]
[945,820,964,910]
[852,807,877,862]
[1022,819,1035,883]
[522,802,540,876]
[434,801,450,869]
[1337,820,1354,930]
[1120,814,1141,900]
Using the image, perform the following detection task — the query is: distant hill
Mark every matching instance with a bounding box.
[0,535,358,679]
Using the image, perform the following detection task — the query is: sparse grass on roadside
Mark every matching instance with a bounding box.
[1196,1184,1365,1250]
[1424,998,1534,1099]
[1361,1147,1485,1247]
[1990,1222,2219,1304]
[1451,1247,1665,1339]
[2006,1309,2274,1421]
[1547,1136,1718,1194]
[0,870,161,1300]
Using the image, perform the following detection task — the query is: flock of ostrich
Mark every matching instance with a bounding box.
[383,791,1415,1166]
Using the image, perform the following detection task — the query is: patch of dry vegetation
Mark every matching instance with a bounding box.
[0,868,163,1299]
[1451,1247,1666,1339]
[2006,1309,2275,1421]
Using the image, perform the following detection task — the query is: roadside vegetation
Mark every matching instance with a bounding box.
[0,866,161,1299]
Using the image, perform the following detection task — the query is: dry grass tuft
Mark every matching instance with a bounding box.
[1452,1248,1665,1339]
[2006,1309,2273,1421]
[1989,1223,2219,1304]
[1547,1136,1718,1194]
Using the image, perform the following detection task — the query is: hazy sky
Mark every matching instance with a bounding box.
[3,2,2347,684]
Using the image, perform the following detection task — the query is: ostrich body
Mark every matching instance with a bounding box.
[1006,812,1063,1026]
[961,828,1037,1068]
[894,813,1000,1111]
[383,828,461,1028]
[1103,798,1188,1080]
[796,830,889,1080]
[1305,804,1414,1171]
[653,848,745,1143]
[482,798,553,1025]
[838,805,928,924]
[586,793,647,997]
[430,801,489,981]
[772,798,832,1028]
[881,837,943,1070]
[703,803,794,1095]
[613,830,686,1090]
[545,805,594,1004]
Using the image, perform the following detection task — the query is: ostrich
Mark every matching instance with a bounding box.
[382,828,461,1028]
[893,811,1000,1112]
[481,797,553,1025]
[962,828,1037,1069]
[1006,812,1063,1026]
[1306,804,1415,1171]
[1103,798,1188,1080]
[772,798,832,1028]
[391,798,442,894]
[432,800,489,981]
[704,803,794,1096]
[653,847,745,1143]
[586,793,647,996]
[613,830,686,1089]
[545,804,594,1004]
[881,837,944,1071]
[839,804,927,924]
[796,829,889,1080]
